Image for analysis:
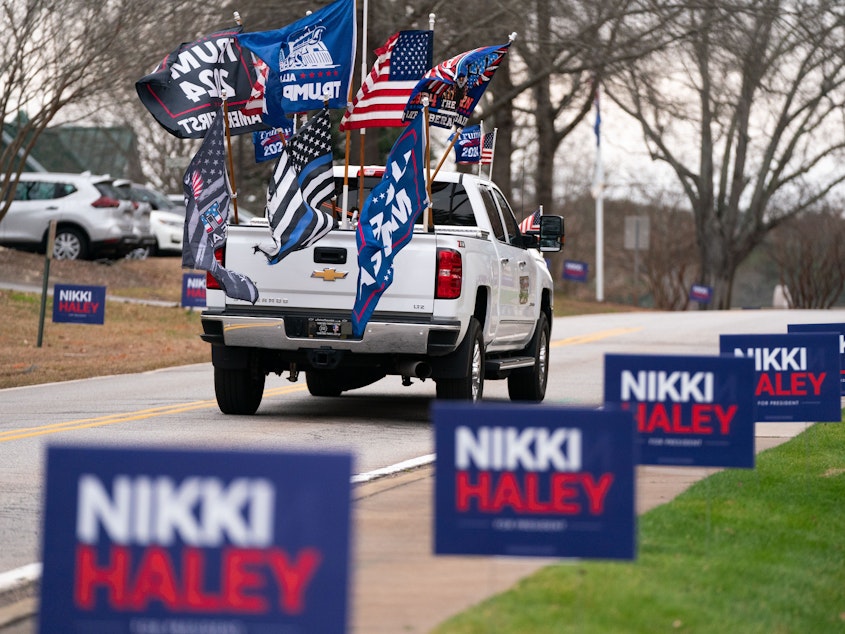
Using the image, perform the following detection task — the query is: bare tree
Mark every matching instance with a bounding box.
[0,0,159,221]
[767,207,845,308]
[606,1,845,309]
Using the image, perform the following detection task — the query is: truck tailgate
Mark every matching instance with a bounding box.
[224,225,438,314]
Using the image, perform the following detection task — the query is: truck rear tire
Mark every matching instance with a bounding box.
[214,366,265,415]
[436,317,484,401]
[508,312,550,402]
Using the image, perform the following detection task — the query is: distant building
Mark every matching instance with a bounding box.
[2,113,143,180]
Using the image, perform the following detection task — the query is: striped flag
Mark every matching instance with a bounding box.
[480,130,496,165]
[519,207,541,233]
[256,108,336,264]
[340,30,433,131]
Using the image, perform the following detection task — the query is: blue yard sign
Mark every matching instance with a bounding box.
[719,333,842,422]
[181,273,206,307]
[787,323,845,396]
[52,284,106,325]
[689,284,712,304]
[39,446,353,634]
[603,354,757,468]
[433,403,636,560]
[563,260,589,282]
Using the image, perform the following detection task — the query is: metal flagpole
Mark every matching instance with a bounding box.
[592,86,604,302]
[478,120,484,176]
[486,127,497,181]
[341,0,364,229]
[356,0,369,214]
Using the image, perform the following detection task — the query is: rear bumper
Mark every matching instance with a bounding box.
[201,312,463,356]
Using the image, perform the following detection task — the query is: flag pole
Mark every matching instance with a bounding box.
[486,127,498,181]
[431,124,462,181]
[423,98,434,232]
[220,13,242,225]
[478,120,484,176]
[356,0,369,215]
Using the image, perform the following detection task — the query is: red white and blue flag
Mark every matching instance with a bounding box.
[404,39,512,128]
[519,207,541,233]
[182,109,258,303]
[481,130,496,165]
[340,30,433,131]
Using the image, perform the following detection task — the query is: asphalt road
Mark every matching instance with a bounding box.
[0,307,842,632]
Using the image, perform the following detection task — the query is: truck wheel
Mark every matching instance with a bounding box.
[508,312,550,402]
[214,366,265,414]
[436,317,484,401]
[306,370,343,397]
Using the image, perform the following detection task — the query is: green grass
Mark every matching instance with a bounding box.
[432,419,845,634]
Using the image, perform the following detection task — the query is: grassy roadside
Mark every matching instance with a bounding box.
[0,289,208,389]
[432,421,845,634]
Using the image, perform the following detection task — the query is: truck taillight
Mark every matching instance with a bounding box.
[206,248,224,290]
[435,248,462,299]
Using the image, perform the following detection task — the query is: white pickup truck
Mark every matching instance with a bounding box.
[200,166,564,415]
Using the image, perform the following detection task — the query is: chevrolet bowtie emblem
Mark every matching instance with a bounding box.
[311,268,348,282]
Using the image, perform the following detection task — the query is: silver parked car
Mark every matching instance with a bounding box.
[0,172,139,260]
[124,184,185,256]
[114,179,157,259]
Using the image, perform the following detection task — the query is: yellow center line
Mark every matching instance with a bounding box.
[551,326,643,348]
[2,328,640,443]
[0,384,307,443]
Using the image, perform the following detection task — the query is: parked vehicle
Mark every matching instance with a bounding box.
[200,166,565,415]
[118,183,184,256]
[0,172,138,260]
[114,180,157,259]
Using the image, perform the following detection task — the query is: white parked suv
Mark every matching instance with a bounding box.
[0,172,139,260]
[122,183,185,256]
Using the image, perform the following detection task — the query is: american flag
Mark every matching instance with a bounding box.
[340,30,433,131]
[182,110,258,303]
[519,208,541,233]
[481,130,496,165]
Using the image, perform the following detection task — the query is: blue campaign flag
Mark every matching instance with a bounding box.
[452,124,481,163]
[603,354,757,468]
[720,332,842,422]
[788,323,845,395]
[433,403,636,560]
[52,284,106,325]
[352,114,427,337]
[39,445,353,634]
[253,125,292,163]
[237,0,355,113]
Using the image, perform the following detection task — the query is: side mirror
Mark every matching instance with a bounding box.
[539,215,564,252]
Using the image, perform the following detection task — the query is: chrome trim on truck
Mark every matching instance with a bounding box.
[202,314,464,355]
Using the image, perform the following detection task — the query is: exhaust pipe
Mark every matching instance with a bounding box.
[397,360,432,379]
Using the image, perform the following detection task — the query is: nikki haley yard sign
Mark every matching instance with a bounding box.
[603,354,756,468]
[787,323,845,396]
[719,333,842,422]
[433,404,636,560]
[52,284,106,325]
[39,446,352,634]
